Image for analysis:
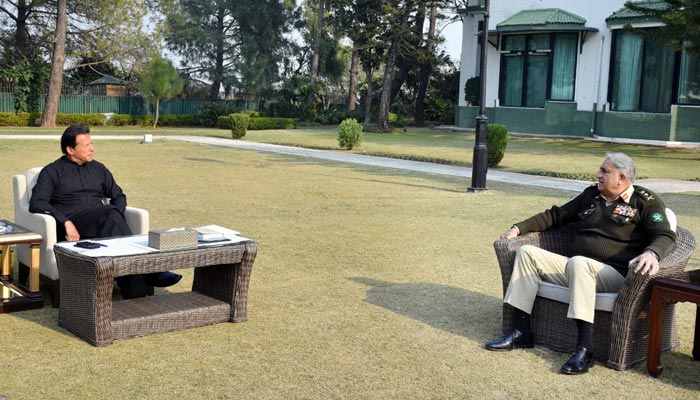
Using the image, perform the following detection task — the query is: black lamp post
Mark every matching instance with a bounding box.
[467,0,489,193]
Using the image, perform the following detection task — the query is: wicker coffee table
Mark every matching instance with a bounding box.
[54,234,257,346]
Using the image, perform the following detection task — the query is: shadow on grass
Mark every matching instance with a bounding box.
[348,277,500,343]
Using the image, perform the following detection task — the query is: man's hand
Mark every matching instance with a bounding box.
[64,221,80,241]
[500,226,519,240]
[629,251,659,275]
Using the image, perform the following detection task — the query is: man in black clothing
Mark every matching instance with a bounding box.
[29,124,181,299]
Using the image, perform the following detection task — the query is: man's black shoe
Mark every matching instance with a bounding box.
[560,347,594,375]
[484,328,534,351]
[146,271,182,287]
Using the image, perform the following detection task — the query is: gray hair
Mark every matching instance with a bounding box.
[604,152,636,182]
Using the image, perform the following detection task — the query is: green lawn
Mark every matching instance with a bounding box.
[0,133,698,399]
[3,125,700,181]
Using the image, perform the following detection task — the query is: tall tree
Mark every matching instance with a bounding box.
[40,0,66,127]
[308,0,325,89]
[414,0,439,126]
[624,0,700,54]
[335,0,385,116]
[138,57,183,128]
[235,0,297,104]
[378,0,416,131]
[159,0,295,100]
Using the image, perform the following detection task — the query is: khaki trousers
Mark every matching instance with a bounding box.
[503,245,626,323]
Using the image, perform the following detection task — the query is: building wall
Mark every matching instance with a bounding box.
[458,0,627,112]
[456,1,699,142]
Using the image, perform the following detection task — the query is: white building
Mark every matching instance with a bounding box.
[456,0,700,142]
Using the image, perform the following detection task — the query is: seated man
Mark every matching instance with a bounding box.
[29,124,182,299]
[485,152,676,375]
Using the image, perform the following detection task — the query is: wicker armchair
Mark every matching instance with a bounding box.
[493,224,696,370]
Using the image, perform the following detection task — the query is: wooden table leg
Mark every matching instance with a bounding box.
[647,285,665,377]
[694,306,700,361]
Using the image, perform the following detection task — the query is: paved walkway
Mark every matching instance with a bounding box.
[4,134,700,194]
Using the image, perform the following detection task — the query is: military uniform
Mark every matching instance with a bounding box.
[503,184,676,323]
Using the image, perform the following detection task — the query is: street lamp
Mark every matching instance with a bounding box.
[467,0,489,193]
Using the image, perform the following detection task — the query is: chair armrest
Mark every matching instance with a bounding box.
[125,207,149,235]
[493,226,575,296]
[608,225,697,361]
[13,208,56,244]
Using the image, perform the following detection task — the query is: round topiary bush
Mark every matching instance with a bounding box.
[230,113,250,139]
[337,118,363,150]
[487,124,508,167]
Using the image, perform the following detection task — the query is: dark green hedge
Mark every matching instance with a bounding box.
[216,115,296,130]
[247,117,296,130]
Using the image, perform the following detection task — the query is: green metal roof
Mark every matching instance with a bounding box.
[496,8,596,32]
[606,0,670,25]
[89,75,127,85]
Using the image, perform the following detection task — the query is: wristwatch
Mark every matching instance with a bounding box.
[646,249,660,261]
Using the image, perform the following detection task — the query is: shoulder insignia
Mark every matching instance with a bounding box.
[651,212,664,223]
[635,187,654,201]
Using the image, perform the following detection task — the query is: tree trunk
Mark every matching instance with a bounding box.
[347,49,360,112]
[390,5,424,105]
[12,1,33,65]
[378,1,414,131]
[308,0,325,103]
[209,7,226,100]
[153,98,160,128]
[40,0,67,128]
[414,0,438,127]
[363,64,373,125]
[310,0,325,83]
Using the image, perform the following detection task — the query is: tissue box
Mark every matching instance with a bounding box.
[148,228,198,250]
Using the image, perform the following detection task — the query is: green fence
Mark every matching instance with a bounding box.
[0,92,260,115]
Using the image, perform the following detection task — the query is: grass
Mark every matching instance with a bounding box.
[0,132,699,399]
[3,125,700,181]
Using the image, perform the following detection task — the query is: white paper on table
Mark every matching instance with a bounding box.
[55,234,157,257]
[195,225,240,238]
[56,232,252,255]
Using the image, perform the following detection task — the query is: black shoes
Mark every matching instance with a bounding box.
[560,347,594,375]
[117,272,181,300]
[485,328,535,351]
[146,271,182,287]
[116,275,149,300]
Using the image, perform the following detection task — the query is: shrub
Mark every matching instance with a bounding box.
[106,114,131,126]
[135,114,154,127]
[157,114,196,127]
[55,113,106,126]
[230,113,250,139]
[337,118,363,150]
[464,76,481,106]
[216,115,231,129]
[247,117,296,130]
[0,112,31,126]
[197,101,241,127]
[487,124,508,167]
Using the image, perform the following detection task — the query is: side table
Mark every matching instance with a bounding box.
[647,277,700,377]
[0,219,44,313]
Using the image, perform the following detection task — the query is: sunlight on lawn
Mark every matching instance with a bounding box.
[0,138,698,399]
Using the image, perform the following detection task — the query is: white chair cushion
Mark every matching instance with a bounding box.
[537,282,618,312]
[535,207,678,313]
